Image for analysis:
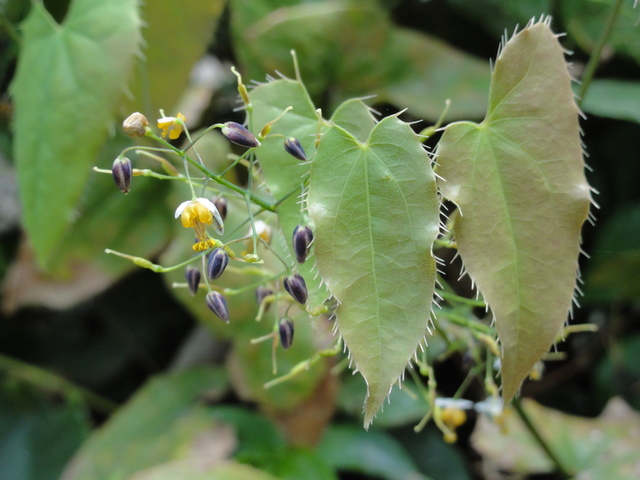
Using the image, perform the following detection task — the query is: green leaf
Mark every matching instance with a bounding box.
[308,115,439,427]
[231,0,490,120]
[329,98,377,142]
[125,461,281,480]
[11,0,142,269]
[0,380,91,480]
[562,0,640,65]
[132,1,226,113]
[435,20,592,403]
[64,367,229,480]
[249,76,331,311]
[377,27,490,121]
[580,79,640,124]
[317,425,432,480]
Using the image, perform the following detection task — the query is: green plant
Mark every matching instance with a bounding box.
[7,0,640,479]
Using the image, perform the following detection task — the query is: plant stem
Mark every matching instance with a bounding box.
[0,353,118,415]
[576,0,624,106]
[512,398,573,479]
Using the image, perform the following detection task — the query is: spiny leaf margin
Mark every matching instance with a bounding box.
[308,114,439,428]
[435,17,592,403]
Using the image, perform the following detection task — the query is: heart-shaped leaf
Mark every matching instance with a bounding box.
[435,19,592,403]
[308,115,439,427]
[11,0,142,269]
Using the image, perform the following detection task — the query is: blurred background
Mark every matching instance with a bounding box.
[0,0,639,479]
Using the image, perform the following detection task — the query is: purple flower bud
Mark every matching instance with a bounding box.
[112,156,132,194]
[284,137,307,161]
[292,225,314,264]
[255,285,274,309]
[206,291,229,323]
[185,265,201,296]
[279,318,294,349]
[283,273,308,305]
[221,122,261,148]
[212,196,228,222]
[207,248,229,281]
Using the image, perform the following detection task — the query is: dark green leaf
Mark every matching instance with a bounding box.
[580,79,640,124]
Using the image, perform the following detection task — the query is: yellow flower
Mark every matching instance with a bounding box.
[157,113,186,140]
[174,198,224,240]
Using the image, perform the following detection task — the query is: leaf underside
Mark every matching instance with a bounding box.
[249,77,331,311]
[308,115,439,427]
[435,19,592,403]
[11,0,142,269]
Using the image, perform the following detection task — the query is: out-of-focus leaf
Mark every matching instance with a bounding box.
[595,334,640,410]
[562,0,640,64]
[308,115,439,427]
[56,132,174,274]
[226,312,330,412]
[265,447,338,480]
[338,374,430,428]
[580,79,640,124]
[11,0,142,269]
[377,27,489,121]
[317,425,432,480]
[63,367,229,480]
[133,1,225,114]
[436,20,592,403]
[127,461,281,480]
[445,0,551,37]
[585,203,640,303]
[472,398,640,477]
[394,425,472,480]
[0,380,91,480]
[249,76,331,311]
[231,0,490,120]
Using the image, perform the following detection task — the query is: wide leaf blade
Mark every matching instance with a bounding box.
[11,0,142,268]
[435,19,592,403]
[308,115,439,427]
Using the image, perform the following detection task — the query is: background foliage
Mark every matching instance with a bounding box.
[1,0,639,479]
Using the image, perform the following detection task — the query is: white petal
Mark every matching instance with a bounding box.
[196,197,224,235]
[174,200,191,218]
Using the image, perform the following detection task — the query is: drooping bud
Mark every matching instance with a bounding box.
[185,265,201,296]
[221,122,261,148]
[278,318,295,349]
[292,225,314,264]
[283,273,308,305]
[207,248,229,281]
[255,285,274,308]
[122,112,149,137]
[284,137,307,161]
[112,156,132,194]
[212,196,228,222]
[206,291,229,323]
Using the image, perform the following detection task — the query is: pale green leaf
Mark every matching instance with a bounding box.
[308,115,439,427]
[63,368,229,480]
[11,0,142,269]
[435,20,592,403]
[249,77,331,311]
